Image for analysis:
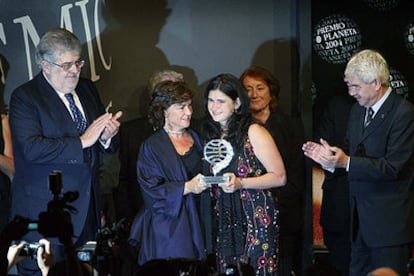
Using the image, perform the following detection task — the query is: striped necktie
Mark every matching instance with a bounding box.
[64,93,87,133]
[364,107,374,128]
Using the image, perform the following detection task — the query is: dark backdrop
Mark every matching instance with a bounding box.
[312,0,414,129]
[311,0,414,246]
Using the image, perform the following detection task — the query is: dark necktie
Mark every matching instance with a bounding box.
[364,107,374,127]
[64,93,87,133]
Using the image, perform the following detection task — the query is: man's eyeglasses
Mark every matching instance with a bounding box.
[45,59,85,71]
[346,84,362,92]
[345,79,377,92]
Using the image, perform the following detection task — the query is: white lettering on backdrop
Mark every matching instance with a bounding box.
[0,0,111,85]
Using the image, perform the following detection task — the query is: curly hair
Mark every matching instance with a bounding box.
[148,80,194,130]
[202,73,258,152]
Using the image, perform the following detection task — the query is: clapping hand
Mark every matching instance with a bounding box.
[302,138,348,169]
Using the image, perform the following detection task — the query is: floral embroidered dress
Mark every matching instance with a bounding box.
[201,135,279,275]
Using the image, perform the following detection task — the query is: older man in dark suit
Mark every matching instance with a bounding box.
[303,49,414,276]
[9,28,122,275]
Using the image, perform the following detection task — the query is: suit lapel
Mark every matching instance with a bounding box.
[75,81,103,127]
[352,106,366,145]
[75,79,102,128]
[37,74,78,133]
[361,92,396,140]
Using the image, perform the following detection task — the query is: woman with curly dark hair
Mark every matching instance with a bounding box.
[200,73,286,275]
[129,80,208,266]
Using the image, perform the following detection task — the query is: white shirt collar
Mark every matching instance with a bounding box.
[370,87,392,116]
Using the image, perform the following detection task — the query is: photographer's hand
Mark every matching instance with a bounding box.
[7,242,25,271]
[37,239,55,276]
[0,215,30,274]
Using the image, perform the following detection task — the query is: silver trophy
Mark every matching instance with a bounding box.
[201,139,234,184]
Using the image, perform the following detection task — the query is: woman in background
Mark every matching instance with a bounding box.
[240,66,306,275]
[0,65,14,232]
[0,104,14,232]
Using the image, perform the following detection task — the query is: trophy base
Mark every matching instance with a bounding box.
[201,175,230,184]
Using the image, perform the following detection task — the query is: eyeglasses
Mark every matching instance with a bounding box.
[346,84,362,92]
[345,79,377,92]
[46,59,85,71]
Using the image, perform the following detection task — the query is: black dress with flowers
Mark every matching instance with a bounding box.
[200,135,279,275]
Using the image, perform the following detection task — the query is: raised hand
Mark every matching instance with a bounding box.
[302,140,332,165]
[100,111,123,142]
[303,138,348,169]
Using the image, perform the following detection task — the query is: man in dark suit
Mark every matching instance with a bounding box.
[8,28,122,275]
[303,49,414,276]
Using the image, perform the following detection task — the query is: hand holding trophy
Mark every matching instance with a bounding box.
[201,139,234,184]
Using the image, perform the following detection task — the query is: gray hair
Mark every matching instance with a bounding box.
[35,28,82,67]
[344,49,390,87]
[147,70,184,93]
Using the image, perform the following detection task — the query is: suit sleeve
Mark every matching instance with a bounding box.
[9,87,84,164]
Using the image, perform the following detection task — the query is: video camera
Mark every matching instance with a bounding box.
[13,170,79,257]
[29,170,79,243]
[76,217,131,264]
[77,241,97,263]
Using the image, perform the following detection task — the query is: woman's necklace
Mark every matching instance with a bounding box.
[164,125,185,135]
